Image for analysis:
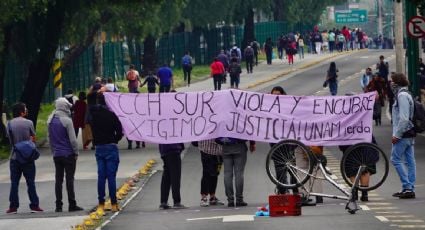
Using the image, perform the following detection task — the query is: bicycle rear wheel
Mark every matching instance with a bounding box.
[340,143,389,191]
[266,139,314,189]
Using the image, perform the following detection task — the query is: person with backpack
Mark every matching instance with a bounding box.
[251,39,260,66]
[390,73,416,199]
[244,45,254,74]
[126,64,141,93]
[228,57,242,89]
[229,45,241,63]
[47,98,84,213]
[6,103,43,214]
[325,62,339,96]
[181,51,193,87]
[140,71,160,93]
[376,55,389,82]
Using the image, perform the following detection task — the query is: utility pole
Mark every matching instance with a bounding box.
[377,0,383,36]
[394,0,404,73]
[405,0,420,97]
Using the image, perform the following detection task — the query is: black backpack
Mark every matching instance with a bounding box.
[399,89,425,134]
[229,63,241,76]
[231,48,238,58]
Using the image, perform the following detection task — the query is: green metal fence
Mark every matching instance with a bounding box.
[3,21,311,104]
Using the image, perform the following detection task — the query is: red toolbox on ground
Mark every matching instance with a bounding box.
[268,194,302,217]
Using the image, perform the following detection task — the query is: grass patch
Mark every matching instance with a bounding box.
[36,103,55,144]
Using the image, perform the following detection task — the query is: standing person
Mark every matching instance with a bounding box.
[328,30,335,53]
[157,63,174,93]
[264,37,273,65]
[6,103,43,214]
[360,68,373,92]
[126,64,141,93]
[181,51,193,87]
[321,30,329,53]
[313,31,322,55]
[47,98,83,213]
[140,71,159,93]
[90,93,124,212]
[297,35,305,59]
[277,35,285,60]
[217,49,230,84]
[64,89,78,107]
[244,45,254,74]
[229,45,242,62]
[390,73,416,199]
[218,138,256,207]
[196,139,224,207]
[210,58,225,91]
[229,57,242,89]
[286,41,297,65]
[366,74,387,126]
[251,39,260,66]
[72,92,92,150]
[158,141,186,209]
[326,62,339,96]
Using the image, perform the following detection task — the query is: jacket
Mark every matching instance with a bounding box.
[90,105,123,145]
[392,87,414,139]
[210,61,225,75]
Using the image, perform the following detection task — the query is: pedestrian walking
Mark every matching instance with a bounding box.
[216,138,255,207]
[328,30,335,53]
[126,64,141,93]
[366,73,386,126]
[286,41,297,65]
[210,58,225,91]
[376,55,389,82]
[140,71,159,93]
[158,141,186,209]
[264,37,273,65]
[181,51,193,87]
[244,45,254,73]
[360,68,373,92]
[89,93,124,212]
[48,98,84,213]
[195,139,224,207]
[390,73,416,199]
[297,35,305,59]
[217,49,230,84]
[325,62,339,96]
[228,57,242,89]
[157,63,174,93]
[6,103,43,214]
[312,31,322,55]
[251,39,260,66]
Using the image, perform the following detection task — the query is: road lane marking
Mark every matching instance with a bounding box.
[390,220,425,223]
[187,216,224,221]
[360,205,370,210]
[376,216,390,222]
[397,225,425,228]
[223,215,255,222]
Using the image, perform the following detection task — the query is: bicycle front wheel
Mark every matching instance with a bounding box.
[266,139,314,189]
[340,143,389,191]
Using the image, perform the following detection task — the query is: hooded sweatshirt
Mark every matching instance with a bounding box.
[47,98,79,157]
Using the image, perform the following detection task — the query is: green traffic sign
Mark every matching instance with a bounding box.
[335,9,368,24]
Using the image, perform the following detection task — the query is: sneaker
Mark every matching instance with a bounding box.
[6,208,17,214]
[392,190,407,197]
[235,201,248,207]
[209,197,224,206]
[159,203,171,210]
[30,206,44,213]
[399,190,415,199]
[173,203,188,209]
[69,205,84,212]
[200,198,209,207]
[55,207,62,212]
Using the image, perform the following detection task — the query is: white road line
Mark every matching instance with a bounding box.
[376,216,390,222]
[369,206,399,210]
[359,205,370,210]
[383,215,415,218]
[397,225,425,228]
[365,202,393,206]
[375,211,406,214]
[187,216,224,221]
[222,215,255,222]
[390,220,425,223]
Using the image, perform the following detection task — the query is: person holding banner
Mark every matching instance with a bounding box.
[216,137,255,207]
[210,58,225,91]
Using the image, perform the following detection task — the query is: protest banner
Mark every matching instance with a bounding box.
[104,90,375,146]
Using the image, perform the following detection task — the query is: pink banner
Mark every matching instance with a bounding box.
[104,90,375,146]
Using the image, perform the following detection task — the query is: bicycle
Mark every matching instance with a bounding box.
[265,139,389,214]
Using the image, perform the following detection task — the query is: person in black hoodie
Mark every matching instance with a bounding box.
[89,93,123,212]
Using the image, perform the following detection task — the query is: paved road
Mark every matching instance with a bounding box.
[104,50,425,230]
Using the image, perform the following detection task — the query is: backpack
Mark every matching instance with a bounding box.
[244,48,253,58]
[399,89,425,134]
[7,123,40,164]
[231,48,238,58]
[229,63,241,76]
[182,56,191,67]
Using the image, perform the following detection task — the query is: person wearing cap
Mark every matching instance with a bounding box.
[48,98,84,212]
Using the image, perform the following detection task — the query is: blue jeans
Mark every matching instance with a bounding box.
[9,160,39,209]
[391,138,416,191]
[95,144,120,204]
[329,80,338,96]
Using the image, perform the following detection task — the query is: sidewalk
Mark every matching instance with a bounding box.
[0,50,357,230]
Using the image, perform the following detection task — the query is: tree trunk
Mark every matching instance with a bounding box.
[20,2,66,129]
[0,26,11,142]
[242,8,255,51]
[142,34,157,76]
[273,0,285,21]
[93,31,103,78]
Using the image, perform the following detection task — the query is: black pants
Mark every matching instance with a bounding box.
[159,85,171,93]
[127,138,140,148]
[266,51,272,64]
[200,152,222,195]
[246,58,253,73]
[183,67,192,85]
[213,74,222,90]
[254,53,258,65]
[160,154,182,204]
[54,155,77,208]
[148,87,156,93]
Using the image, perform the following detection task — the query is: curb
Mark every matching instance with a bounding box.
[245,50,367,90]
